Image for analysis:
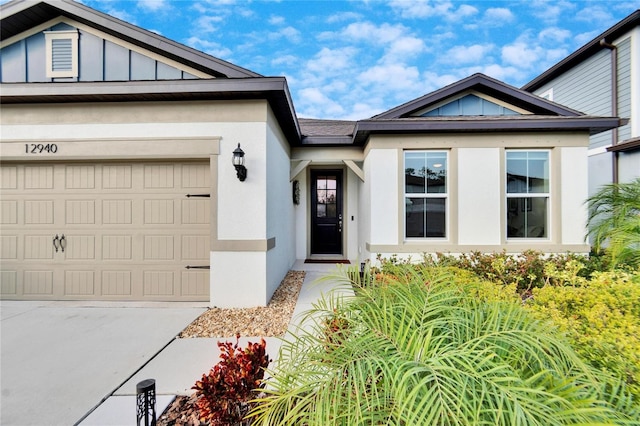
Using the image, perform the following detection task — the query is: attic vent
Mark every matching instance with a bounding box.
[44,30,79,78]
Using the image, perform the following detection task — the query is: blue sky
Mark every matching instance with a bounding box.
[80,0,639,120]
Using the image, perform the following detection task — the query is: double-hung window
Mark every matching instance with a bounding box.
[506,151,549,239]
[404,151,448,238]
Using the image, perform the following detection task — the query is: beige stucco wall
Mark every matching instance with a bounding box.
[1,99,291,307]
[360,132,591,262]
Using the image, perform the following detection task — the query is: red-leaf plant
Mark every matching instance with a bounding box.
[192,334,270,425]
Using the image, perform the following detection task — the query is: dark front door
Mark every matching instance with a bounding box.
[311,170,343,255]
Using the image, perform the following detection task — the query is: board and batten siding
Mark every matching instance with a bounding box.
[0,22,200,83]
[533,49,613,150]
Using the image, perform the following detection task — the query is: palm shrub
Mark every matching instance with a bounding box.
[249,265,637,425]
[586,177,640,268]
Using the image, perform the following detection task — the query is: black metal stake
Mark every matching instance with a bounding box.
[136,379,157,426]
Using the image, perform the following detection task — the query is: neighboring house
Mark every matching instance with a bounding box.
[522,10,640,195]
[0,0,625,307]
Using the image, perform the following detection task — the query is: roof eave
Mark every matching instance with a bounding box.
[353,117,625,145]
[0,78,302,146]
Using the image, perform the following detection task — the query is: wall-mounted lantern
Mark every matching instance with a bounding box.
[232,143,247,182]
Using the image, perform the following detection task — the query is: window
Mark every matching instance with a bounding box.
[405,151,447,238]
[506,151,549,238]
[44,31,79,78]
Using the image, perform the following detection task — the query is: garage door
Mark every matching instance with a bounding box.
[0,161,210,301]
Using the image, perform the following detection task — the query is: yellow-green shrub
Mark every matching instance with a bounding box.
[526,270,640,399]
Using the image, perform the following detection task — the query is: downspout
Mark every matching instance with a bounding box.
[599,38,619,183]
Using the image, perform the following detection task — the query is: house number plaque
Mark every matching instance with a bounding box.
[25,143,58,154]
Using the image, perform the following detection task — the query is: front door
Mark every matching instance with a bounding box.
[310,170,343,255]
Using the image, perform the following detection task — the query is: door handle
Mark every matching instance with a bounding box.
[53,234,60,252]
[60,234,67,253]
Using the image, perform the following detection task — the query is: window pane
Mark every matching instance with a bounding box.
[406,198,425,238]
[316,204,326,218]
[405,197,446,238]
[405,152,447,194]
[317,179,327,190]
[405,153,425,193]
[426,153,446,194]
[425,198,446,237]
[507,151,549,194]
[507,197,547,238]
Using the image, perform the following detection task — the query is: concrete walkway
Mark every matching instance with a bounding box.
[0,261,351,426]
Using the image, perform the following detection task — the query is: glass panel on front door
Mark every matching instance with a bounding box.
[316,176,337,218]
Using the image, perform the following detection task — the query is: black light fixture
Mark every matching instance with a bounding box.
[232,143,247,181]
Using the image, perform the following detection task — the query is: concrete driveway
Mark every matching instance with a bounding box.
[0,301,205,426]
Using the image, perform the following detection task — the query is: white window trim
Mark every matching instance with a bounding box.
[505,149,551,240]
[44,30,79,78]
[404,150,449,240]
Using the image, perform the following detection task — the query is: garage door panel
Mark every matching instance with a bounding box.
[64,271,95,296]
[144,199,175,224]
[145,164,174,189]
[65,200,96,224]
[1,200,18,224]
[181,235,209,260]
[24,235,54,259]
[1,162,210,301]
[24,166,54,189]
[182,199,209,224]
[65,165,96,189]
[24,270,54,295]
[64,235,96,260]
[102,271,132,296]
[0,271,17,294]
[25,200,54,224]
[0,166,18,189]
[0,235,18,259]
[182,270,208,296]
[102,235,132,260]
[102,165,133,189]
[144,271,175,296]
[102,200,132,224]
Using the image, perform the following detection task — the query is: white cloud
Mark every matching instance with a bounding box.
[297,87,345,118]
[306,47,357,74]
[501,41,542,69]
[137,0,168,12]
[271,55,298,67]
[538,27,572,43]
[443,44,494,64]
[269,26,301,43]
[327,12,363,24]
[575,5,614,24]
[269,15,285,25]
[484,7,515,24]
[185,36,232,59]
[389,0,478,20]
[194,15,224,34]
[358,63,421,93]
[530,0,576,24]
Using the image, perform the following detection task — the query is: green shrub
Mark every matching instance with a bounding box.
[250,265,637,425]
[526,270,640,400]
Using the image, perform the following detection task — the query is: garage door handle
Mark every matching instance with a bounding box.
[53,234,60,252]
[186,194,210,198]
[185,265,210,269]
[60,234,67,253]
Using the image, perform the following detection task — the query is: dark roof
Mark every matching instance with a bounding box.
[523,10,640,92]
[298,119,356,146]
[373,73,582,119]
[607,137,640,153]
[353,115,627,146]
[0,0,260,78]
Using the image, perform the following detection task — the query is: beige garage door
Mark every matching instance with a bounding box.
[0,161,210,301]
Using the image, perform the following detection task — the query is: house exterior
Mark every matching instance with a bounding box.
[0,0,626,307]
[522,10,640,195]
